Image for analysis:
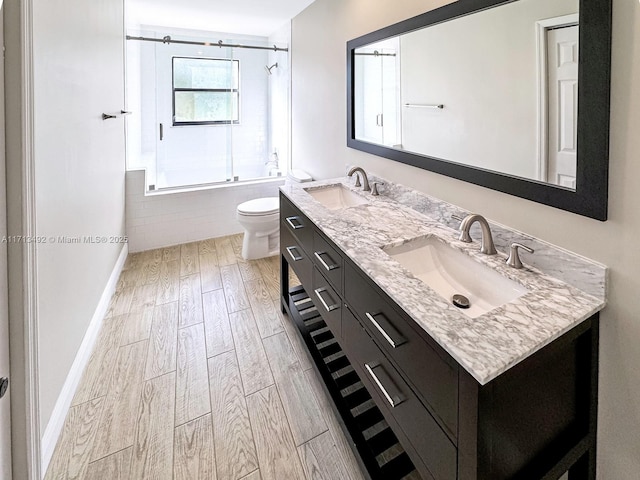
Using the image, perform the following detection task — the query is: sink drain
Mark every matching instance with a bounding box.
[452,294,470,309]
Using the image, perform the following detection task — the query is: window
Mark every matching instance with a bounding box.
[172,57,240,126]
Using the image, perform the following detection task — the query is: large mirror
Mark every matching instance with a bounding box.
[347,0,611,220]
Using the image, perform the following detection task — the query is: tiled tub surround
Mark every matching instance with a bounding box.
[281,176,606,385]
[126,169,286,252]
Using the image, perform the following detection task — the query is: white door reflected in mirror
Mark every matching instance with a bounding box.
[546,23,579,188]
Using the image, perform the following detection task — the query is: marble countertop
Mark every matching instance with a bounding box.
[280,177,606,385]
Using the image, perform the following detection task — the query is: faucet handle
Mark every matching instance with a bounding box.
[353,174,362,188]
[371,182,384,196]
[506,243,534,269]
[451,214,464,229]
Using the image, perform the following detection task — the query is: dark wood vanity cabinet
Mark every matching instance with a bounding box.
[344,263,459,441]
[280,193,599,480]
[344,260,599,480]
[342,305,458,480]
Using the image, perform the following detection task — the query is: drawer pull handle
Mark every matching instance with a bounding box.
[314,251,339,271]
[365,361,405,408]
[365,312,407,348]
[285,216,304,230]
[314,287,339,312]
[286,246,303,262]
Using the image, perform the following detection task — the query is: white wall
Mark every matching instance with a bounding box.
[32,0,126,435]
[291,0,640,477]
[126,170,285,252]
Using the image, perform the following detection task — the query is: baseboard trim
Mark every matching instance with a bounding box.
[40,243,129,472]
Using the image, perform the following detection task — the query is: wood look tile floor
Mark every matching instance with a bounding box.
[45,234,367,480]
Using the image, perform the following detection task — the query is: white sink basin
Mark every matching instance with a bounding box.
[305,184,369,210]
[383,236,529,318]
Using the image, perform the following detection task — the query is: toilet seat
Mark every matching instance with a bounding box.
[237,197,279,216]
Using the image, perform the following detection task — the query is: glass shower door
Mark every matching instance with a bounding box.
[154,36,234,189]
[354,39,401,148]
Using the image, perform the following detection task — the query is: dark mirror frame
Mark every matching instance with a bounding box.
[347,0,611,221]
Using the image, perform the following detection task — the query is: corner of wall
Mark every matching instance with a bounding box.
[39,243,128,474]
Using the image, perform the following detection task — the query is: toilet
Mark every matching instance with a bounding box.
[237,169,312,260]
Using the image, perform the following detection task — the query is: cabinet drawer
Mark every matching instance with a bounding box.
[280,194,313,249]
[343,307,457,480]
[312,230,343,293]
[280,222,312,289]
[312,267,342,338]
[345,263,458,439]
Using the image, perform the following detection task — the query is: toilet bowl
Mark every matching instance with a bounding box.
[237,197,280,260]
[237,170,312,260]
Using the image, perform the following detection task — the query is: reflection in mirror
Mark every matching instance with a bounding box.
[354,38,400,147]
[354,0,579,189]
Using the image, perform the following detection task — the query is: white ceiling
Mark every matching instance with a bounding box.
[126,0,316,37]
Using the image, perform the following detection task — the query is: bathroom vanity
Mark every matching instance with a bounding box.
[279,178,605,480]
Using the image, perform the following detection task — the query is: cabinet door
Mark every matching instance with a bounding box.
[345,263,458,440]
[343,307,457,480]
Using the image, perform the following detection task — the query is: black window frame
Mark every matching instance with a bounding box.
[172,56,240,126]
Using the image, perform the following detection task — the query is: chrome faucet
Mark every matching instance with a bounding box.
[347,166,370,191]
[458,214,497,255]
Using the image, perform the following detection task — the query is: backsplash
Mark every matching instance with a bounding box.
[367,174,607,302]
